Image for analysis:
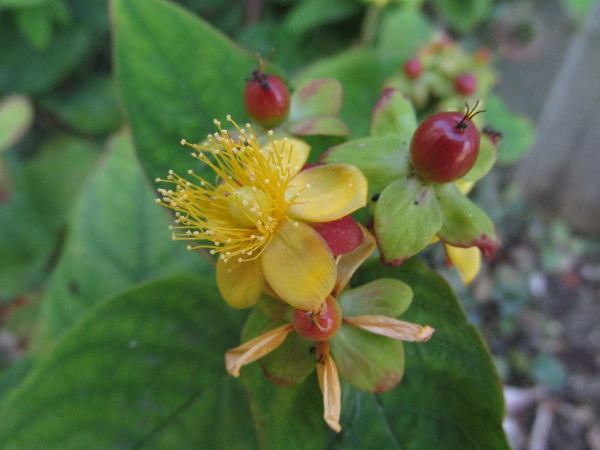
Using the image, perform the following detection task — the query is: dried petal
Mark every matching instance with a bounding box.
[343,315,434,342]
[225,323,295,377]
[316,341,342,432]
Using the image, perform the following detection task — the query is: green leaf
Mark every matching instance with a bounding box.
[338,278,413,317]
[377,7,434,62]
[289,78,343,121]
[0,95,34,152]
[284,0,362,34]
[15,5,53,49]
[432,0,492,33]
[484,94,534,164]
[0,275,258,449]
[370,88,417,137]
[0,358,33,401]
[323,135,409,198]
[113,0,256,182]
[461,133,497,182]
[33,131,212,351]
[435,182,499,258]
[0,0,47,6]
[330,324,405,393]
[0,138,100,298]
[296,49,394,138]
[561,0,595,19]
[40,75,122,135]
[344,258,509,449]
[241,362,328,449]
[375,177,443,265]
[0,21,91,96]
[287,116,349,137]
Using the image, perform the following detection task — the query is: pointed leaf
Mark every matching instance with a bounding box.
[461,133,497,182]
[322,136,409,197]
[0,275,258,449]
[287,116,349,137]
[370,88,417,138]
[288,79,343,121]
[33,132,212,351]
[435,182,499,259]
[295,49,391,138]
[330,324,405,393]
[0,95,34,152]
[375,177,443,265]
[113,0,256,182]
[338,278,413,318]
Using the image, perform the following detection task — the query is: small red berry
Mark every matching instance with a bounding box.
[403,58,423,80]
[293,296,342,342]
[409,103,483,184]
[244,68,290,128]
[454,73,477,96]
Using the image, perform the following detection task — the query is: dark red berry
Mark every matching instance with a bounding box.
[409,103,483,183]
[454,73,477,96]
[293,296,342,342]
[403,58,423,79]
[244,68,290,128]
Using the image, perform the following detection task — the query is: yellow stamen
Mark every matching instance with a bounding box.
[156,118,304,263]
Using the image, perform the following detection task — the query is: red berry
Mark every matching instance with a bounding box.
[403,58,423,79]
[244,69,290,128]
[293,296,342,342]
[454,73,477,96]
[410,104,482,183]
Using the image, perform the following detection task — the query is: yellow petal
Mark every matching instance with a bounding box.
[261,219,336,311]
[263,137,310,178]
[444,244,481,284]
[286,164,367,222]
[216,257,264,308]
[333,225,376,297]
[456,179,475,195]
[225,324,295,377]
[343,316,434,342]
[316,341,342,432]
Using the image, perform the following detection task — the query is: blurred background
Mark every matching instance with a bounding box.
[1,0,599,448]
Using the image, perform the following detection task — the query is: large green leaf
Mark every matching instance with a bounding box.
[33,131,212,351]
[112,0,256,183]
[337,258,509,449]
[0,137,100,299]
[0,275,258,449]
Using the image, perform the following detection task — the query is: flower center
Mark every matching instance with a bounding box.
[229,186,275,228]
[156,116,306,264]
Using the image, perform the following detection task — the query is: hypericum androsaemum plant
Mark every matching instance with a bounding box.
[0,1,515,448]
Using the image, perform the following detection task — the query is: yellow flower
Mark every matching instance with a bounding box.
[156,116,367,311]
